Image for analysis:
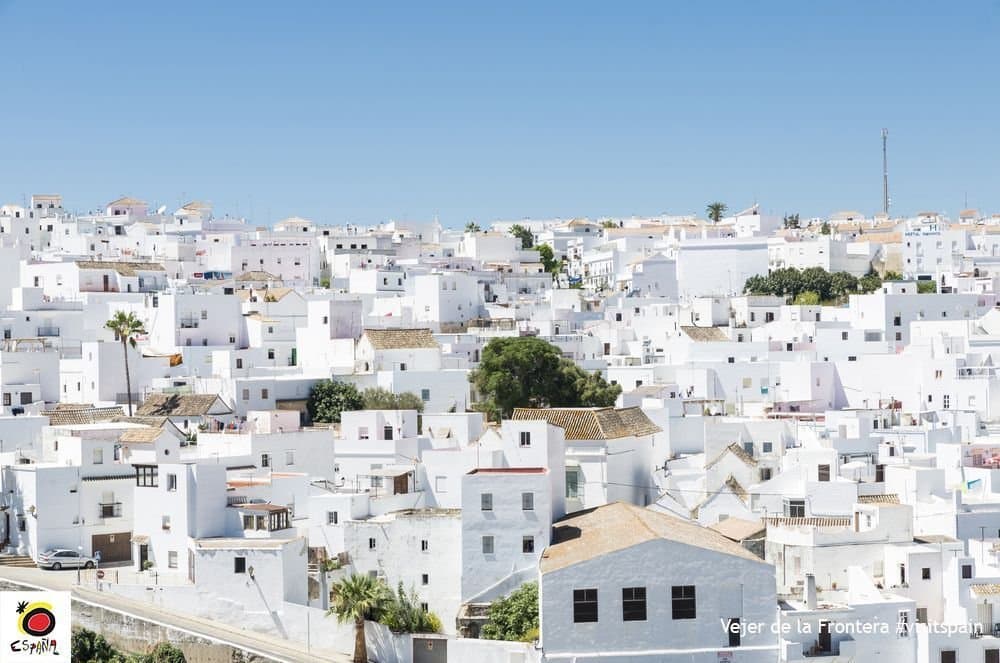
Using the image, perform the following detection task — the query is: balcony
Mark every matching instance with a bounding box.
[99,502,122,519]
[179,316,199,329]
[36,326,60,337]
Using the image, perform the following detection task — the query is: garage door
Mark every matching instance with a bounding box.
[413,637,447,663]
[92,532,131,563]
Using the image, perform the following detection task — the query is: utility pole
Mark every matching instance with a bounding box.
[882,128,890,216]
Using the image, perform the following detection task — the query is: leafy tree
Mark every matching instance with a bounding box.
[793,291,821,305]
[800,267,833,301]
[600,220,619,229]
[379,583,442,633]
[465,222,481,233]
[820,221,831,235]
[307,380,364,423]
[360,387,425,412]
[706,202,727,224]
[783,213,800,229]
[145,642,187,663]
[917,280,937,294]
[830,272,859,297]
[742,274,771,295]
[534,244,561,274]
[883,270,903,281]
[859,269,882,293]
[481,582,539,641]
[509,224,533,249]
[328,574,393,663]
[105,311,146,416]
[471,338,620,419]
[73,629,120,663]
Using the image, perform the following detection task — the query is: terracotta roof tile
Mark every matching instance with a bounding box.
[75,260,165,276]
[681,326,729,342]
[510,407,661,440]
[135,393,231,417]
[363,328,439,350]
[43,406,124,425]
[858,494,900,504]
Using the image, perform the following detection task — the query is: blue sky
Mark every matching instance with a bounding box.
[1,1,997,225]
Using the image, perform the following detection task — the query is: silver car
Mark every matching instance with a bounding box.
[37,549,96,570]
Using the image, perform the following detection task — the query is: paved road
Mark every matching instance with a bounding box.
[0,565,352,663]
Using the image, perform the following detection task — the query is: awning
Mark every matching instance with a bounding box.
[131,535,150,545]
[369,465,415,478]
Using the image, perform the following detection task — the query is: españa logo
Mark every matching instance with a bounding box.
[2,591,70,661]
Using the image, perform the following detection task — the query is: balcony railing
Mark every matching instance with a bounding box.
[99,502,122,518]
[36,326,60,337]
[179,317,199,329]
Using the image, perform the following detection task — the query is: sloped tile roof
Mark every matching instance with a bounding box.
[510,407,661,440]
[706,442,759,469]
[76,260,165,276]
[43,406,124,425]
[363,328,439,350]
[118,428,164,444]
[857,494,900,504]
[107,197,146,207]
[971,584,1000,596]
[708,517,766,542]
[680,326,729,342]
[135,393,231,417]
[235,271,279,282]
[541,502,766,573]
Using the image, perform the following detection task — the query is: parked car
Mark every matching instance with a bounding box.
[37,549,95,570]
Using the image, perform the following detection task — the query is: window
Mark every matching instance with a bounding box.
[136,465,158,487]
[818,464,830,482]
[421,540,428,552]
[897,610,909,636]
[842,331,849,340]
[93,448,104,465]
[573,589,598,623]
[421,388,430,401]
[435,477,447,493]
[671,585,696,619]
[261,453,270,468]
[622,587,646,621]
[261,388,269,399]
[383,425,393,440]
[285,450,295,466]
[242,388,250,401]
[421,573,429,585]
[943,394,950,409]
[399,362,407,371]
[916,608,928,624]
[743,441,754,456]
[481,536,494,554]
[481,493,493,511]
[522,536,535,554]
[921,567,931,580]
[1,393,8,406]
[987,649,1000,663]
[876,464,886,482]
[760,468,773,481]
[167,474,177,492]
[762,442,773,453]
[236,358,243,369]
[327,511,338,525]
[519,431,531,447]
[368,537,376,550]
[962,564,973,579]
[940,650,956,663]
[243,514,254,530]
[168,551,178,569]
[522,493,534,511]
[267,349,275,360]
[785,499,805,518]
[234,557,246,574]
[161,515,171,530]
[566,469,580,499]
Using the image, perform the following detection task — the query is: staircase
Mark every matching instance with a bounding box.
[0,555,36,568]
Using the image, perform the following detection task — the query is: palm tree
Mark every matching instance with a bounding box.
[328,574,392,663]
[706,202,727,224]
[465,221,481,233]
[104,311,146,416]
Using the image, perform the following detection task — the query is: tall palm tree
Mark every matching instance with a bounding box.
[465,221,481,233]
[328,574,391,663]
[706,202,727,224]
[104,311,146,416]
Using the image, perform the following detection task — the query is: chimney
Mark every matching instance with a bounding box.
[805,573,817,609]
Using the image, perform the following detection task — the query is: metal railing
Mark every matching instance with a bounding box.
[179,316,199,329]
[36,326,60,337]
[99,502,122,518]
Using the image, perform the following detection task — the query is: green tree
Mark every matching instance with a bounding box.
[307,380,364,423]
[105,311,146,416]
[600,220,619,229]
[820,221,831,235]
[800,267,833,301]
[481,582,539,641]
[793,291,821,305]
[742,274,771,295]
[328,574,393,663]
[146,642,187,663]
[534,244,561,274]
[72,629,119,663]
[465,222,481,233]
[471,338,620,419]
[706,202,727,224]
[859,269,882,293]
[830,272,859,298]
[509,224,533,249]
[917,280,937,294]
[883,270,903,281]
[379,583,442,633]
[783,213,800,229]
[360,387,425,412]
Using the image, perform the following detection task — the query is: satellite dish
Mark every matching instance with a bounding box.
[156,205,167,215]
